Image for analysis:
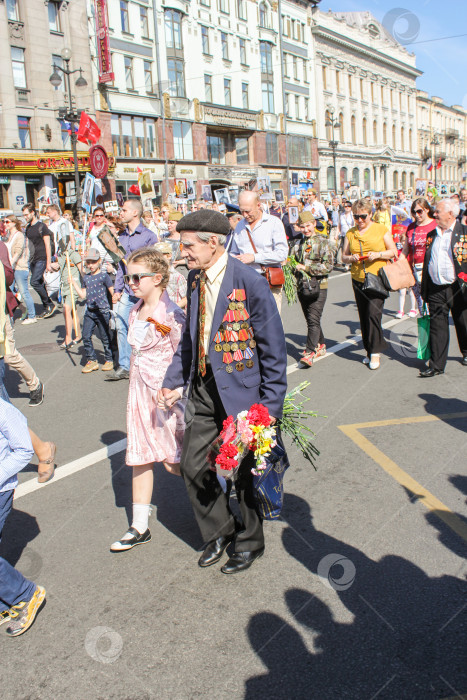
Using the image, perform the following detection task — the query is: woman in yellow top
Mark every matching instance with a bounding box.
[342,199,397,370]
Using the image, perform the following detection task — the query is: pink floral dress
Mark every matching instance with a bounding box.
[126,291,186,466]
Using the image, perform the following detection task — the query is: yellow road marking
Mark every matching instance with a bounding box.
[338,413,467,544]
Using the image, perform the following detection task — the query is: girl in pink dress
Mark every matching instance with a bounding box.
[111,248,186,552]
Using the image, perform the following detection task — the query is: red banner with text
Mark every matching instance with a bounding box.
[94,0,114,84]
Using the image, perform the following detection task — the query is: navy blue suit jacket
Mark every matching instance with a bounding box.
[163,255,287,419]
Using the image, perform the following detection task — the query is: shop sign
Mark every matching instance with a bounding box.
[204,106,257,130]
[89,145,109,179]
[0,152,115,175]
[25,177,41,184]
[16,195,25,207]
[0,176,10,184]
[94,0,114,83]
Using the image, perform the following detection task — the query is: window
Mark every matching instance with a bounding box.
[393,171,398,190]
[410,172,415,188]
[201,26,210,55]
[48,1,61,32]
[303,59,308,83]
[124,56,134,90]
[11,47,26,89]
[295,95,300,120]
[236,137,249,164]
[207,135,226,164]
[289,136,311,166]
[219,0,229,14]
[146,119,156,157]
[200,0,210,6]
[120,0,129,33]
[262,80,274,113]
[242,82,249,109]
[351,115,356,144]
[381,85,384,103]
[324,109,331,140]
[373,120,377,144]
[383,122,387,144]
[284,93,290,116]
[305,97,310,121]
[266,133,279,164]
[144,61,153,93]
[362,117,367,146]
[204,74,212,102]
[371,82,375,102]
[224,78,231,106]
[348,74,352,96]
[327,166,335,191]
[60,119,70,148]
[221,32,229,60]
[51,55,64,91]
[111,114,121,157]
[134,117,145,157]
[168,58,185,97]
[293,56,298,81]
[6,0,19,21]
[360,78,364,100]
[173,121,193,160]
[401,171,407,189]
[336,70,340,93]
[237,0,247,20]
[239,38,247,65]
[17,116,30,148]
[322,66,327,90]
[165,10,182,49]
[364,168,371,190]
[259,2,268,28]
[260,41,272,74]
[409,128,413,152]
[340,167,348,189]
[392,124,396,148]
[352,167,359,186]
[140,6,149,37]
[121,115,134,157]
[283,53,289,78]
[401,127,405,151]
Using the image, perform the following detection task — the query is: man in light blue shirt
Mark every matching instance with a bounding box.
[230,191,288,312]
[0,398,46,636]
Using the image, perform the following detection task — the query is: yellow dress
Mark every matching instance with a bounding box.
[346,223,388,283]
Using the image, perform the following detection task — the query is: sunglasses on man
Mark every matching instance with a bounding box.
[123,273,157,285]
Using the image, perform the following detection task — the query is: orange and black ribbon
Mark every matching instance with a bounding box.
[146,318,171,336]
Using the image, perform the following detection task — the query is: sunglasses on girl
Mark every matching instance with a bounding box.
[414,209,425,215]
[123,272,156,285]
[353,214,368,221]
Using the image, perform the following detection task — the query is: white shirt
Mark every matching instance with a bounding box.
[231,213,288,273]
[203,251,228,350]
[304,200,327,219]
[428,226,456,285]
[48,217,73,250]
[339,212,354,237]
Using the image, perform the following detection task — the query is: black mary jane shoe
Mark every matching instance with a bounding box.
[110,527,151,552]
[419,368,444,378]
[198,535,234,568]
[221,547,265,574]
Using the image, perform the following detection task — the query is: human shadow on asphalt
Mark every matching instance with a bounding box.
[1,507,40,568]
[245,493,467,700]
[419,394,467,433]
[103,430,199,549]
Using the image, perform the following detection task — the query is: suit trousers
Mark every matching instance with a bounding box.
[298,287,327,352]
[426,279,467,371]
[0,490,36,612]
[352,280,388,356]
[180,364,264,553]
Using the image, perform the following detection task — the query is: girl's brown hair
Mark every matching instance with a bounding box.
[6,216,23,232]
[127,247,170,289]
[410,197,434,219]
[106,216,125,234]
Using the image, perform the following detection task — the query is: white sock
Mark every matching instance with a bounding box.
[130,503,151,535]
[399,288,406,313]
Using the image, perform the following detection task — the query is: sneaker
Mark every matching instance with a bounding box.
[362,356,370,365]
[300,351,315,367]
[5,585,46,637]
[110,528,151,552]
[42,304,57,319]
[315,343,326,358]
[101,360,114,371]
[0,610,12,627]
[408,309,419,318]
[22,318,37,325]
[82,360,99,374]
[28,382,44,407]
[369,354,380,370]
[396,311,404,319]
[20,310,28,322]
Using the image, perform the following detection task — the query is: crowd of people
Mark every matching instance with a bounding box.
[0,182,466,636]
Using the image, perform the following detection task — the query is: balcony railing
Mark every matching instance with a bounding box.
[16,88,30,104]
[445,128,459,141]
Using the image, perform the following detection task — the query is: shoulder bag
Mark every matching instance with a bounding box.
[245,229,285,288]
[358,240,389,299]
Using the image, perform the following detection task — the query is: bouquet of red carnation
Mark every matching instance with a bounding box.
[207,404,276,480]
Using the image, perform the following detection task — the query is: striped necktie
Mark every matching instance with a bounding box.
[198,271,207,376]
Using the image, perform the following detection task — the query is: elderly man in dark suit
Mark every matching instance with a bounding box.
[419,198,467,377]
[160,210,287,574]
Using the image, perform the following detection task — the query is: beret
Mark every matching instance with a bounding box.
[168,211,183,222]
[176,210,230,236]
[298,211,315,225]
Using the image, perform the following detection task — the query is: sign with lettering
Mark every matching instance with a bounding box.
[0,152,115,174]
[94,0,114,83]
[203,106,257,130]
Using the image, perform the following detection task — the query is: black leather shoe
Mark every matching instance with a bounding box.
[104,367,130,381]
[110,527,151,552]
[221,547,265,574]
[462,356,467,366]
[198,535,233,568]
[419,368,444,378]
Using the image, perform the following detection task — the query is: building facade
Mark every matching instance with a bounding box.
[0,0,101,211]
[417,91,467,192]
[311,10,422,196]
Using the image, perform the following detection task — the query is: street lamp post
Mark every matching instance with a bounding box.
[430,131,440,189]
[49,48,87,209]
[325,107,341,194]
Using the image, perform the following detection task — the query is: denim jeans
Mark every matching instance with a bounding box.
[115,292,138,371]
[0,358,10,402]
[29,260,51,309]
[0,490,36,612]
[82,308,113,362]
[14,269,36,319]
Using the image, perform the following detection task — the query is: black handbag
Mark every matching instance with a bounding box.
[359,241,389,299]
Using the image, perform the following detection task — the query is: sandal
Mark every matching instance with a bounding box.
[37,442,57,483]
[59,341,73,350]
[73,337,82,345]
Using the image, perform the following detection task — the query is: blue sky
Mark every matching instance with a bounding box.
[319,0,466,109]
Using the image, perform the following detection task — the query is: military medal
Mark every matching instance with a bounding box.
[230,342,239,352]
[239,341,247,351]
[249,339,256,348]
[232,322,240,331]
[222,342,231,352]
[223,352,233,364]
[241,322,248,330]
[226,364,233,373]
[214,331,223,344]
[229,302,236,311]
[236,362,244,372]
[233,349,243,361]
[246,360,254,368]
[244,347,254,359]
[215,344,222,352]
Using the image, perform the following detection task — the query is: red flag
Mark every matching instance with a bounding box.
[436,157,443,170]
[77,112,101,145]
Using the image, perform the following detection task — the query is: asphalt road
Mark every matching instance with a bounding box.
[2,271,466,700]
